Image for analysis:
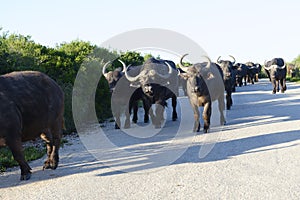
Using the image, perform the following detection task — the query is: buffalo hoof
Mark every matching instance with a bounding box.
[193,127,200,132]
[172,113,178,121]
[203,129,208,133]
[124,120,130,129]
[115,124,120,129]
[124,124,130,129]
[20,172,31,181]
[43,160,58,170]
[132,117,138,123]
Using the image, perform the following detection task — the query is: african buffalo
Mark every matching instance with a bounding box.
[216,55,236,110]
[287,63,296,78]
[179,55,226,133]
[245,62,261,84]
[124,57,178,128]
[234,63,249,87]
[103,60,149,129]
[264,58,287,94]
[0,71,64,180]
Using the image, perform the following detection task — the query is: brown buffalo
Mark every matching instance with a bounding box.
[179,55,226,133]
[0,71,64,180]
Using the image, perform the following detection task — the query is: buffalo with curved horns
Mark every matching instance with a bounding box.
[264,58,287,94]
[216,55,236,110]
[234,63,249,87]
[179,54,226,133]
[102,60,149,129]
[124,57,179,128]
[245,62,261,84]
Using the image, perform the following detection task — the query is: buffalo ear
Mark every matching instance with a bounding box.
[179,73,189,80]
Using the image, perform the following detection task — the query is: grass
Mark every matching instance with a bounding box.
[287,77,300,83]
[0,137,70,173]
[0,146,46,173]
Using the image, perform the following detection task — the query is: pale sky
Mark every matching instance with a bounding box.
[1,0,300,63]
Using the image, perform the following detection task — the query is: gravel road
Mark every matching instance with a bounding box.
[1,79,300,200]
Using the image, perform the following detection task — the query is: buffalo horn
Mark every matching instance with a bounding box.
[202,55,212,68]
[124,63,141,82]
[229,55,236,65]
[217,56,221,63]
[118,59,127,73]
[179,53,190,72]
[102,61,111,78]
[156,61,173,79]
[263,64,273,71]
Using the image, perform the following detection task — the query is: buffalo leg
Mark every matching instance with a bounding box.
[129,91,139,124]
[148,106,161,128]
[114,109,121,129]
[271,79,277,94]
[7,137,32,180]
[191,104,200,132]
[50,130,61,170]
[283,79,287,91]
[41,128,61,170]
[124,104,131,129]
[280,79,287,93]
[202,102,211,133]
[142,98,150,123]
[171,94,177,121]
[131,100,138,124]
[154,102,164,128]
[218,97,226,125]
[255,74,259,82]
[226,91,232,110]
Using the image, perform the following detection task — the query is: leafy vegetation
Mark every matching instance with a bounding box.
[0,146,46,173]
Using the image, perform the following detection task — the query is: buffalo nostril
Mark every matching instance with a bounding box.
[150,70,155,76]
[194,86,199,92]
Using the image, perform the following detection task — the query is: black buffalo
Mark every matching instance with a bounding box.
[124,57,178,128]
[0,71,64,180]
[264,58,287,94]
[287,63,296,78]
[179,55,226,133]
[216,55,236,110]
[234,63,249,87]
[245,62,261,84]
[102,60,149,129]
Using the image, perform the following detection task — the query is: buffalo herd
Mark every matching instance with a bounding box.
[0,55,288,181]
[103,55,288,133]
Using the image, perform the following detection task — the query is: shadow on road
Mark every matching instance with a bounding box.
[1,79,299,187]
[174,129,300,164]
